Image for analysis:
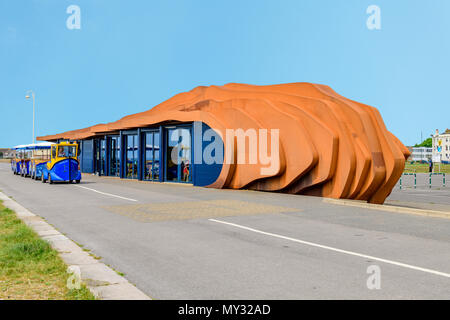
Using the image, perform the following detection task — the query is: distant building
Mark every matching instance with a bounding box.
[406,146,413,161]
[432,129,450,164]
[0,148,15,159]
[411,147,433,162]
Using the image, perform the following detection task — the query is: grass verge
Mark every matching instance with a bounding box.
[404,162,450,174]
[0,201,95,300]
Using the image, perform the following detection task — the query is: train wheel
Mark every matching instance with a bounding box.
[75,180,80,184]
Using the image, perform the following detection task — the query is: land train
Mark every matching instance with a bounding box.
[12,141,82,184]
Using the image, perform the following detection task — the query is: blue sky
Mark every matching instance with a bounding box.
[1,0,449,147]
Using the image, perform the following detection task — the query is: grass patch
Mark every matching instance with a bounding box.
[106,264,125,277]
[0,201,95,300]
[404,162,450,174]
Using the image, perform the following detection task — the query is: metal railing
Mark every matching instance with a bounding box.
[429,173,446,188]
[399,173,416,190]
[399,173,446,189]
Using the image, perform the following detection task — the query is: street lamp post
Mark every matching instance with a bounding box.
[25,90,35,144]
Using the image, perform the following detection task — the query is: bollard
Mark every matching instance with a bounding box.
[400,176,402,190]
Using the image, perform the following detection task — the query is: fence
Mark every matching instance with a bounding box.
[399,173,446,189]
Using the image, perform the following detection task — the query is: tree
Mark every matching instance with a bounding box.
[0,152,3,159]
[414,138,432,148]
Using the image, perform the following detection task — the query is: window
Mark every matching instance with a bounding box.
[165,127,191,182]
[126,135,138,179]
[143,131,160,181]
[32,149,50,160]
[57,145,76,157]
[109,136,120,177]
[100,139,106,175]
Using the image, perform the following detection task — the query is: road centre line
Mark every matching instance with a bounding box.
[209,218,450,279]
[74,185,138,202]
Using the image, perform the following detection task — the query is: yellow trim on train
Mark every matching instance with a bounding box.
[46,141,79,171]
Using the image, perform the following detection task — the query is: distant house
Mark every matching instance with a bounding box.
[0,148,15,159]
[411,147,432,162]
[432,129,450,164]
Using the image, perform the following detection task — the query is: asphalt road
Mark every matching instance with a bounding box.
[0,162,449,299]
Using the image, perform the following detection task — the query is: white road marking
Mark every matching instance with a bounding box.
[74,185,138,202]
[209,218,450,279]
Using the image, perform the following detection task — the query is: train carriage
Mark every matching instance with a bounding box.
[11,145,23,175]
[41,141,81,184]
[11,145,31,176]
[11,143,53,178]
[29,142,53,180]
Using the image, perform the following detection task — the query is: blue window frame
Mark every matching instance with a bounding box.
[165,126,192,183]
[100,139,106,175]
[126,134,138,179]
[143,131,160,181]
[109,136,121,177]
[94,138,106,176]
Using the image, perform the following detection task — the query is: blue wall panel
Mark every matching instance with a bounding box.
[81,139,94,173]
[79,122,222,186]
[193,122,223,187]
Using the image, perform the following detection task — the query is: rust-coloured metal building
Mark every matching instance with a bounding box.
[37,82,410,204]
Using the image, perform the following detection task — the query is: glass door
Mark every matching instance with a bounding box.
[126,135,138,179]
[94,139,105,175]
[143,131,160,181]
[165,127,191,182]
[109,136,120,177]
[100,139,106,175]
